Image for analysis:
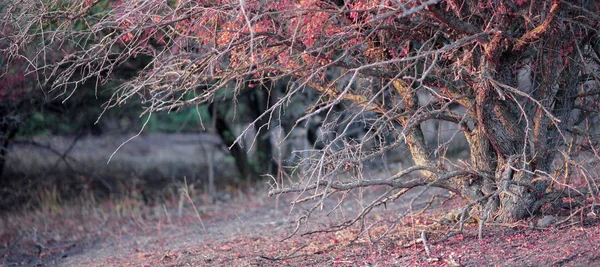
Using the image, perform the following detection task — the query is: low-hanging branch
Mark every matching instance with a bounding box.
[269,168,474,196]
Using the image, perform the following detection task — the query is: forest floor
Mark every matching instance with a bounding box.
[2,134,600,266]
[1,184,600,267]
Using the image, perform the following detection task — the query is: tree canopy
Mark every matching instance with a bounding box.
[2,0,600,235]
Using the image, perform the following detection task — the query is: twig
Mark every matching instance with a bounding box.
[13,140,78,171]
[551,253,580,266]
[259,244,308,261]
[51,132,83,169]
[421,231,432,258]
[555,205,586,228]
[181,177,208,235]
[32,228,47,255]
[413,194,438,217]
[280,216,305,242]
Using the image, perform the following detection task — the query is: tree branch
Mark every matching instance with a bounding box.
[512,0,561,52]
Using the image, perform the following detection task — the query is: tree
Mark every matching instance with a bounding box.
[0,35,40,182]
[0,0,146,182]
[3,0,599,232]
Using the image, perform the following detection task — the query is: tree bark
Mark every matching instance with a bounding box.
[463,127,496,200]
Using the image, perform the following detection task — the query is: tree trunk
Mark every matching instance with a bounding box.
[0,124,18,185]
[461,26,578,222]
[246,87,278,176]
[208,102,259,183]
[463,127,496,200]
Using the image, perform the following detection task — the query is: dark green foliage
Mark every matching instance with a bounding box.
[145,105,208,133]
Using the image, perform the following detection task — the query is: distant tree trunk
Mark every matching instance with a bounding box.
[0,124,18,184]
[207,83,281,183]
[247,84,278,176]
[207,103,217,203]
[208,102,259,183]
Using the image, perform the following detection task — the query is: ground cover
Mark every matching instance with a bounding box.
[2,184,599,267]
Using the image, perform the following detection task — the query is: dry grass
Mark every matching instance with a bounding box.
[2,134,600,266]
[2,183,599,267]
[1,133,238,210]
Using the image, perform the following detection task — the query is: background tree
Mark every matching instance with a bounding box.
[207,81,280,182]
[0,49,33,182]
[3,0,599,236]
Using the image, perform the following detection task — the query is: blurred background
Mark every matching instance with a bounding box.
[1,51,471,213]
[1,82,471,214]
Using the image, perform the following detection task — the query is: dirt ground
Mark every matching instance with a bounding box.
[2,134,600,266]
[1,184,599,267]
